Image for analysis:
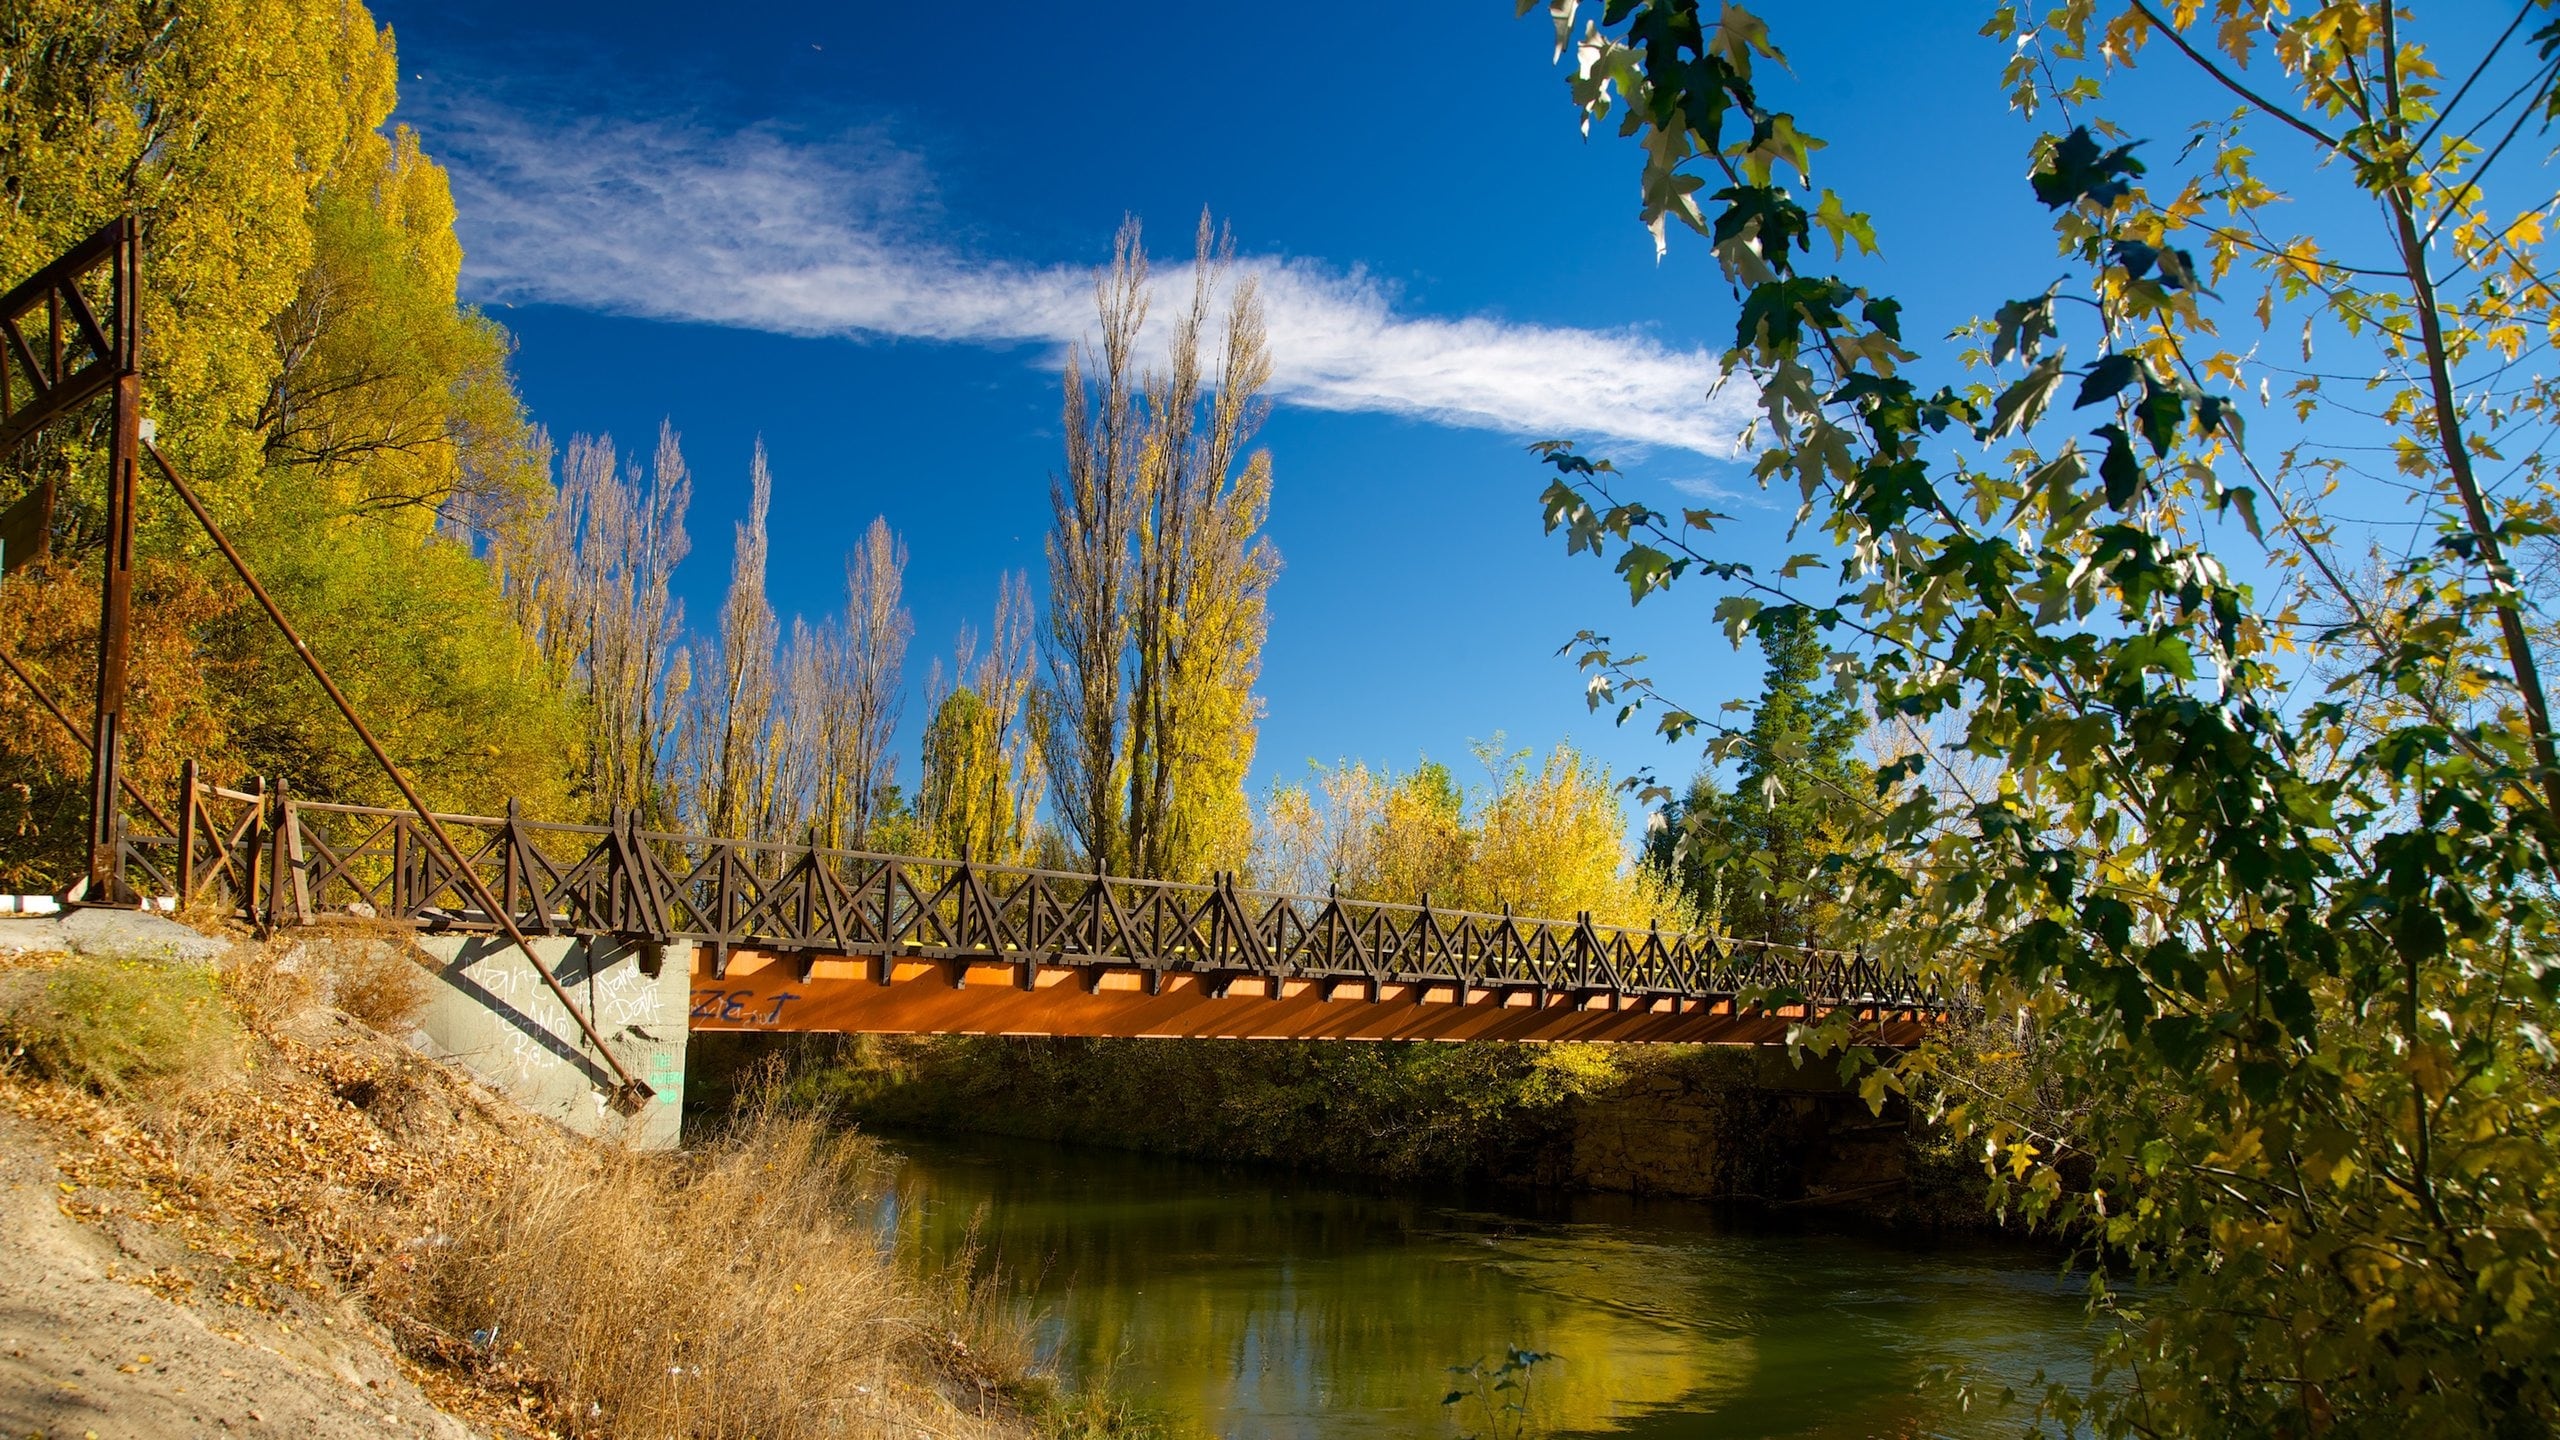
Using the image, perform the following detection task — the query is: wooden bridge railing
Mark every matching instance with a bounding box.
[117,774,1949,1017]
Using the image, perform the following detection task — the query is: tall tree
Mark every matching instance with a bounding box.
[261,123,541,523]
[1128,216,1279,880]
[1038,220,1148,870]
[0,0,585,884]
[483,425,692,822]
[839,516,910,847]
[775,515,911,852]
[1039,215,1280,879]
[684,442,782,839]
[1644,606,1865,946]
[579,426,692,823]
[919,572,1041,863]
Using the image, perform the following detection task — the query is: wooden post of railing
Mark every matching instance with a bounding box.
[605,808,627,934]
[240,777,263,928]
[282,784,310,923]
[501,797,520,929]
[262,778,289,934]
[175,758,198,906]
[1573,910,1592,994]
[391,811,410,917]
[1090,860,1105,959]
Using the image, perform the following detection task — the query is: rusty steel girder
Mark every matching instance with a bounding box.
[0,217,141,900]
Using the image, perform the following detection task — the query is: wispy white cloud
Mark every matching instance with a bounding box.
[1664,473,1781,510]
[428,106,1754,457]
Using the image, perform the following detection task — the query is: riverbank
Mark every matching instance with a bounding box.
[691,1034,1993,1230]
[0,925,1131,1439]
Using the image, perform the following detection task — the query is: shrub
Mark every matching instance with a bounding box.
[323,943,430,1033]
[2,955,237,1096]
[216,943,316,1031]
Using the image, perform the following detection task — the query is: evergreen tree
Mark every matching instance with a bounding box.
[1645,607,1864,947]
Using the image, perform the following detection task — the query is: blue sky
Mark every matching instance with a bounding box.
[373,2,2130,819]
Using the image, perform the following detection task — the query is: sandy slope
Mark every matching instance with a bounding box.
[0,1109,479,1440]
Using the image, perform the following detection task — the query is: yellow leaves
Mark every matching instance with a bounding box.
[1706,4,1782,74]
[2275,236,2327,291]
[2215,8,2259,69]
[2101,8,2151,68]
[1811,189,1878,260]
[2004,1137,2043,1180]
[1831,327,1905,377]
[2406,1043,2455,1105]
[2159,181,2210,233]
[1741,113,1825,187]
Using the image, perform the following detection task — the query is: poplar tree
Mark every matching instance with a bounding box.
[920,572,1042,863]
[684,442,782,839]
[837,516,910,847]
[1039,216,1279,879]
[484,426,692,823]
[1038,222,1147,870]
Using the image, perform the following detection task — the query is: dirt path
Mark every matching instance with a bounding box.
[0,1112,481,1440]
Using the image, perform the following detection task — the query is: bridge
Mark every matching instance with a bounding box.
[116,778,1944,1049]
[2,217,1949,1143]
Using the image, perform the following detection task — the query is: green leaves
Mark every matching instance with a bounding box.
[2073,353,2142,410]
[1712,183,1809,260]
[1618,543,1686,602]
[1529,6,2560,1435]
[2109,238,2202,293]
[1443,1346,1556,1440]
[2030,125,2144,209]
[1987,354,2067,440]
[1990,289,2058,364]
[2134,384,2183,456]
[1713,593,1763,644]
[1735,275,1852,353]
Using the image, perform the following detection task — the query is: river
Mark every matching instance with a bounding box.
[878,1130,2099,1438]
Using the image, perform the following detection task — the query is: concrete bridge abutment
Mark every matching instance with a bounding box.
[408,934,692,1150]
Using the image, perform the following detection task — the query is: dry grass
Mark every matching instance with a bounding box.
[216,933,316,1030]
[392,1094,1039,1438]
[221,922,434,1036]
[316,942,430,1032]
[0,938,1096,1439]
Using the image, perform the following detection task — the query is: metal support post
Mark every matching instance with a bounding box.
[85,355,138,900]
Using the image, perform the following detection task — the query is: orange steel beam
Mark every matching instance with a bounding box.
[688,950,1940,1046]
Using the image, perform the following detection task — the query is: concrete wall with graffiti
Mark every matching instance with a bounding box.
[409,933,691,1149]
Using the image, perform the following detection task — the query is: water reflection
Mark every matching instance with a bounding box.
[880,1131,2093,1438]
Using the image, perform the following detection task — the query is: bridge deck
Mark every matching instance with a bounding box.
[121,790,1952,1045]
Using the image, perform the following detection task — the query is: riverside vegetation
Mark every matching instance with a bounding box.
[1527,1,2560,1433]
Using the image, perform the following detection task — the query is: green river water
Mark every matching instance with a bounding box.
[879,1131,2099,1439]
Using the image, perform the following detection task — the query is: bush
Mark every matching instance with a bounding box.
[322,943,430,1033]
[2,955,237,1096]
